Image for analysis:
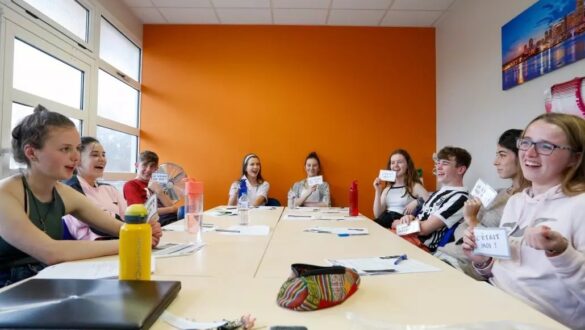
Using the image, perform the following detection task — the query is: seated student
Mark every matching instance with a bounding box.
[63,137,127,240]
[289,152,331,207]
[395,146,471,252]
[435,129,529,275]
[373,149,429,228]
[123,151,178,226]
[228,153,270,207]
[0,105,161,287]
[462,113,585,329]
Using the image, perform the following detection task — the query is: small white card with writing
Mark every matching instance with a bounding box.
[307,175,323,186]
[151,172,169,184]
[473,228,510,259]
[145,194,158,221]
[470,179,498,207]
[396,221,420,236]
[379,170,397,182]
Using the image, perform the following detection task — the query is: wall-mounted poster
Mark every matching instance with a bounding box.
[502,0,585,90]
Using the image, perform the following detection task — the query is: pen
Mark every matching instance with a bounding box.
[363,269,396,274]
[215,229,241,233]
[394,254,408,265]
[338,233,369,237]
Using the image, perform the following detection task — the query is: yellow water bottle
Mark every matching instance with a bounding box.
[119,204,151,280]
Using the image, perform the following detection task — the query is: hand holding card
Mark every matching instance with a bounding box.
[307,175,323,186]
[470,179,498,207]
[379,170,397,182]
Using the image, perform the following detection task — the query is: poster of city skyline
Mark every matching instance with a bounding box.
[502,0,585,90]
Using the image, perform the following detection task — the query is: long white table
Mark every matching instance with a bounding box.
[148,206,566,329]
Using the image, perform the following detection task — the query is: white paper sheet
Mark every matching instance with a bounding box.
[153,242,205,258]
[215,225,270,236]
[326,256,440,275]
[36,259,156,279]
[305,227,369,236]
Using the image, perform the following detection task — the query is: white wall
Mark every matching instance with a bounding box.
[436,0,585,190]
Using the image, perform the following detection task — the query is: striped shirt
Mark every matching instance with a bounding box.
[417,186,468,251]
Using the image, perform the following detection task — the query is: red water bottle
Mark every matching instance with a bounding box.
[349,180,358,216]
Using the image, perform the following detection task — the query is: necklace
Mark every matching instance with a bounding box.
[29,192,53,232]
[23,175,54,233]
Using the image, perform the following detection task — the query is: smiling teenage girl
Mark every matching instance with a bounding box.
[228,153,270,207]
[462,113,585,329]
[0,106,161,287]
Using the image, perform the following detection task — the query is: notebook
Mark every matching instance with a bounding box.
[0,278,181,329]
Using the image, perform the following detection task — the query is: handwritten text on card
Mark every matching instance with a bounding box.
[473,228,510,259]
[379,170,397,182]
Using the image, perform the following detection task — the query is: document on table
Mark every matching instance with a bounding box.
[215,225,270,236]
[36,259,156,279]
[284,212,361,221]
[205,208,238,217]
[326,256,440,276]
[163,221,216,232]
[305,227,369,235]
[153,242,205,258]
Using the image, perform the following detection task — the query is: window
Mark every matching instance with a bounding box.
[13,39,84,109]
[97,70,138,127]
[99,18,140,81]
[96,126,137,173]
[19,0,89,42]
[0,1,142,180]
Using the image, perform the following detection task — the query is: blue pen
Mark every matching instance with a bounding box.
[338,233,369,237]
[394,254,407,265]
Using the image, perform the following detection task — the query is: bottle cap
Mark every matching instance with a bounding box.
[185,178,203,194]
[125,204,148,224]
[351,180,357,189]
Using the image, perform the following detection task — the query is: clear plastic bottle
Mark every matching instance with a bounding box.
[119,204,151,281]
[238,179,249,226]
[185,179,204,244]
[287,190,296,209]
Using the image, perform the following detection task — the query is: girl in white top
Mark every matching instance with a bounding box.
[462,113,585,329]
[289,152,331,207]
[228,153,270,207]
[373,149,429,228]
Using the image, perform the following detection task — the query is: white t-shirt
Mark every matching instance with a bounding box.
[229,176,270,205]
[384,186,414,214]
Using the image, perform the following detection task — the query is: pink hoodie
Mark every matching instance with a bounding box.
[479,185,585,329]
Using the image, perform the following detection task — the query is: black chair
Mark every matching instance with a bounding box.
[266,198,281,206]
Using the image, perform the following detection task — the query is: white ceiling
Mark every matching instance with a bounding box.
[123,0,455,27]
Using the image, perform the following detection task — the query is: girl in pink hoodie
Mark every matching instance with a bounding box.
[463,112,585,329]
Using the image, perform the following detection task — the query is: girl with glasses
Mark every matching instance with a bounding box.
[462,113,585,329]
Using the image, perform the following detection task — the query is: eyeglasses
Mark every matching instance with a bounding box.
[516,137,573,156]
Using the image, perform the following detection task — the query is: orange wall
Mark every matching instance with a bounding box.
[141,25,436,218]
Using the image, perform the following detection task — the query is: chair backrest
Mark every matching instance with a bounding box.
[266,197,281,207]
[437,220,461,248]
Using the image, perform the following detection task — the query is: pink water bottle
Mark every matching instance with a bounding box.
[349,180,358,216]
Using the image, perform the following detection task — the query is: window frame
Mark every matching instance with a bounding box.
[0,0,142,181]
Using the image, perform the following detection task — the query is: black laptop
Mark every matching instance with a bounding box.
[0,279,181,329]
